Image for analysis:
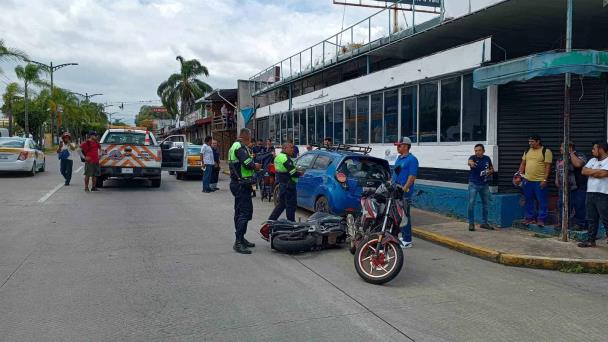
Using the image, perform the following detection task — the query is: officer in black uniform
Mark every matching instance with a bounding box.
[268,142,302,222]
[228,128,261,254]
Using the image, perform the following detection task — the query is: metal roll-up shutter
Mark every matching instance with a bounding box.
[497,75,607,193]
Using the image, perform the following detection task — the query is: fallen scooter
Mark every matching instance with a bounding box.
[260,212,347,253]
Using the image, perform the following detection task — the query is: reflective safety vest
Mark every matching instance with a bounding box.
[274,152,298,184]
[228,141,255,180]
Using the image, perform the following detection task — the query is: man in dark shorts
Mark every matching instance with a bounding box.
[80,131,102,192]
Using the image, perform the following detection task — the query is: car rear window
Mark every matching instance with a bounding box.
[0,138,25,148]
[338,157,389,181]
[104,132,148,145]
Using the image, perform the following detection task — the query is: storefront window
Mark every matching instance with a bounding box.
[334,101,344,144]
[315,105,324,145]
[440,77,461,142]
[419,82,438,142]
[383,89,398,143]
[325,103,334,142]
[462,74,487,141]
[356,95,369,144]
[401,86,417,143]
[307,107,315,145]
[293,110,300,145]
[370,93,383,143]
[256,117,269,141]
[345,99,356,144]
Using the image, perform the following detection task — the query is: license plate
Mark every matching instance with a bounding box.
[121,168,133,174]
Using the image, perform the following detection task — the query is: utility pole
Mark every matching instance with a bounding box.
[561,0,573,242]
[27,60,78,144]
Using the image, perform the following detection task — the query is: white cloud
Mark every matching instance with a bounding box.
[0,0,446,123]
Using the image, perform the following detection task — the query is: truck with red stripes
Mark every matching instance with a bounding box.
[97,128,187,188]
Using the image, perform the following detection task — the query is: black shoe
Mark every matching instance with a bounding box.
[251,191,257,198]
[469,224,475,231]
[65,182,70,186]
[480,223,494,230]
[242,238,255,248]
[233,242,252,254]
[91,187,99,192]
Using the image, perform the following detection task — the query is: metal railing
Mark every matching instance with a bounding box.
[249,0,443,95]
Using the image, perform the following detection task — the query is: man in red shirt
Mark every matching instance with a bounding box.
[80,131,102,192]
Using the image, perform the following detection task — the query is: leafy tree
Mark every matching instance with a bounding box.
[1,82,21,135]
[111,118,127,126]
[14,63,48,134]
[157,56,212,120]
[134,105,172,127]
[0,39,28,75]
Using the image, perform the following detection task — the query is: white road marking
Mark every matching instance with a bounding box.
[37,165,84,203]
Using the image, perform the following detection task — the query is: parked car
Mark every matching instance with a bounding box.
[176,144,203,179]
[0,137,46,175]
[294,147,390,215]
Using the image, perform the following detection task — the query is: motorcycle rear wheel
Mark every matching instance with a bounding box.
[354,235,403,285]
[272,234,316,253]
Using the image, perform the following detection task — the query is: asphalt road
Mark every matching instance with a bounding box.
[1,158,607,342]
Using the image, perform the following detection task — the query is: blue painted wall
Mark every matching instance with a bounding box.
[413,183,523,228]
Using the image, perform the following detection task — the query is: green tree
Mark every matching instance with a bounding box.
[14,63,47,134]
[157,56,212,120]
[0,39,28,75]
[1,82,21,135]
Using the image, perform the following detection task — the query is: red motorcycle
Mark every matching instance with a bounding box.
[346,182,406,285]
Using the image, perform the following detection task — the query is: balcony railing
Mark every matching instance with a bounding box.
[249,0,443,96]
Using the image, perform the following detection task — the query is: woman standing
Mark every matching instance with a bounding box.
[57,132,77,186]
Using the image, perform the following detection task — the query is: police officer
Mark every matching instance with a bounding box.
[228,128,261,254]
[268,142,302,222]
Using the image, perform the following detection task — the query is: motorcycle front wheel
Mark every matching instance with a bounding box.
[354,235,403,285]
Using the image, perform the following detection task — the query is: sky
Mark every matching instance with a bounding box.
[0,0,499,124]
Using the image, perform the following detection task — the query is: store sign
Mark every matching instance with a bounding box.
[375,0,441,8]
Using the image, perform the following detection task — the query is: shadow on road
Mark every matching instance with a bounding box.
[0,172,34,178]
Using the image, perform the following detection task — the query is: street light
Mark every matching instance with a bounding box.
[71,92,103,102]
[27,60,79,144]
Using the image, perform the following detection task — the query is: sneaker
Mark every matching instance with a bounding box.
[522,219,535,225]
[91,187,99,192]
[399,238,412,249]
[578,241,596,248]
[233,241,252,254]
[480,223,494,230]
[469,224,475,231]
[84,188,90,192]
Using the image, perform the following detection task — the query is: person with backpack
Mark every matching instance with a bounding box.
[56,132,77,186]
[518,135,553,226]
[555,142,588,230]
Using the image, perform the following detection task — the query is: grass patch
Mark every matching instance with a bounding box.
[559,264,585,273]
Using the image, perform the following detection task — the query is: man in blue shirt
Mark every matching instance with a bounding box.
[467,144,494,231]
[393,137,419,248]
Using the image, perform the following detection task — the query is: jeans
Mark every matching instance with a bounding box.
[60,159,73,185]
[523,180,548,222]
[202,165,213,191]
[585,192,608,242]
[268,182,297,221]
[230,182,254,241]
[210,166,220,189]
[468,183,490,225]
[401,195,413,243]
[558,186,587,227]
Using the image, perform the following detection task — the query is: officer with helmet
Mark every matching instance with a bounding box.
[228,128,261,254]
[268,142,302,222]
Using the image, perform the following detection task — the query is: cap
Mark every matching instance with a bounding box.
[394,136,412,146]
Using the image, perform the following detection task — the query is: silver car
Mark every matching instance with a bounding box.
[0,137,46,175]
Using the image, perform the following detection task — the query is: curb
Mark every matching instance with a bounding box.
[412,227,608,274]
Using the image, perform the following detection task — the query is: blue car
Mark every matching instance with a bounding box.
[294,148,390,215]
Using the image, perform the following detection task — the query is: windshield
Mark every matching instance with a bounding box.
[103,132,149,145]
[0,138,25,148]
[338,157,389,181]
[188,146,202,156]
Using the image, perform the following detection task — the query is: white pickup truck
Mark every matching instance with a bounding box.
[97,128,187,188]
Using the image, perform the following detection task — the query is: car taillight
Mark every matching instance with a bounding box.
[259,223,270,241]
[18,151,29,161]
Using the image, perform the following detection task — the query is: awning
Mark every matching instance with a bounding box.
[474,50,608,89]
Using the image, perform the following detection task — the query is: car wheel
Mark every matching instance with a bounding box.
[314,196,330,213]
[29,162,36,177]
[39,159,46,172]
[176,172,183,180]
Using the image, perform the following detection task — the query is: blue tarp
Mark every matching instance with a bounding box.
[240,107,255,124]
[474,50,608,89]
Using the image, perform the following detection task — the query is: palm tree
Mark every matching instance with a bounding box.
[0,39,28,75]
[157,56,212,120]
[1,82,21,136]
[14,63,47,135]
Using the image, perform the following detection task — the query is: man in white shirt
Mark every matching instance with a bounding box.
[200,136,216,193]
[578,141,608,248]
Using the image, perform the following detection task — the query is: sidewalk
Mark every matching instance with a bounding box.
[412,208,608,274]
